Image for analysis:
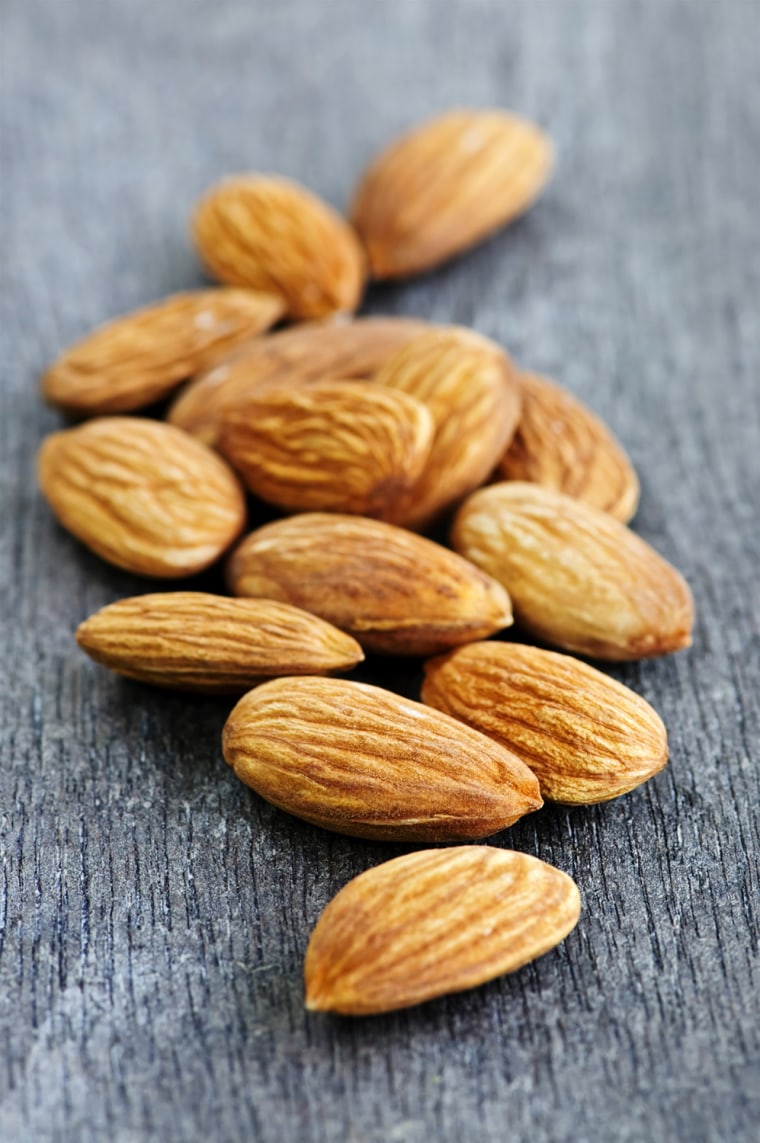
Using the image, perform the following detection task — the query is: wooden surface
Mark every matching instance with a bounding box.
[2,1,759,1139]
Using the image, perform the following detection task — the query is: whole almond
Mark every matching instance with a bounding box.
[38,418,246,577]
[497,372,640,522]
[372,327,522,528]
[41,289,286,417]
[76,593,364,692]
[422,642,668,803]
[351,108,554,279]
[223,678,542,842]
[452,482,694,660]
[304,847,580,1014]
[219,380,434,517]
[226,513,512,655]
[192,175,365,319]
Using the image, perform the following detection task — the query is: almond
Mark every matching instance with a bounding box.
[41,289,285,417]
[226,512,513,655]
[304,847,580,1014]
[167,315,430,448]
[452,482,694,660]
[222,679,542,842]
[192,175,365,319]
[496,372,640,522]
[38,418,246,577]
[372,327,522,528]
[76,593,364,692]
[218,380,434,517]
[422,642,668,803]
[351,109,554,279]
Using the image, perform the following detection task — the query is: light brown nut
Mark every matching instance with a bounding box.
[222,678,542,842]
[422,642,668,803]
[351,109,554,279]
[76,593,364,693]
[304,847,580,1014]
[38,418,246,577]
[219,380,434,517]
[192,175,366,319]
[372,327,522,529]
[452,482,694,660]
[226,513,512,656]
[497,372,640,522]
[41,289,286,417]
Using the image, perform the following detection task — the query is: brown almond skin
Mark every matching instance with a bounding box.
[41,289,286,417]
[192,175,366,319]
[304,847,580,1015]
[76,593,364,693]
[223,678,542,842]
[422,642,668,803]
[452,482,694,660]
[218,380,434,517]
[226,513,513,655]
[497,372,640,523]
[38,418,246,577]
[351,109,554,279]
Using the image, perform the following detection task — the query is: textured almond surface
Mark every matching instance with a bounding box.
[223,679,541,842]
[452,482,694,660]
[422,642,668,803]
[41,289,286,416]
[372,327,522,528]
[76,593,364,692]
[219,380,434,516]
[497,372,640,522]
[351,108,554,279]
[38,418,246,577]
[227,513,512,655]
[192,175,365,318]
[304,847,580,1014]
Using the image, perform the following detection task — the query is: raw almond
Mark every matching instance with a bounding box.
[351,108,554,279]
[304,847,580,1014]
[497,372,640,522]
[226,512,513,655]
[192,175,365,319]
[218,380,434,517]
[41,289,286,417]
[452,482,694,660]
[76,593,364,692]
[38,418,246,577]
[222,678,542,842]
[422,642,668,803]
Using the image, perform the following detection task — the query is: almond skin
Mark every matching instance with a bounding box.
[76,593,364,692]
[422,642,668,803]
[192,175,366,319]
[351,108,554,279]
[223,679,542,842]
[452,482,694,660]
[38,418,246,577]
[219,380,434,517]
[304,847,580,1014]
[41,289,286,417]
[496,372,640,522]
[226,513,513,655]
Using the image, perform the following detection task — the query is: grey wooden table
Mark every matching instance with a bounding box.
[2,1,759,1140]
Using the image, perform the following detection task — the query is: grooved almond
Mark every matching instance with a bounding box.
[38,418,246,577]
[452,482,694,660]
[351,109,554,279]
[76,593,364,692]
[226,513,512,655]
[304,847,580,1014]
[223,679,542,842]
[422,642,668,803]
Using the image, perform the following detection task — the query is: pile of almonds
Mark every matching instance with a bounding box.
[38,109,693,1016]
